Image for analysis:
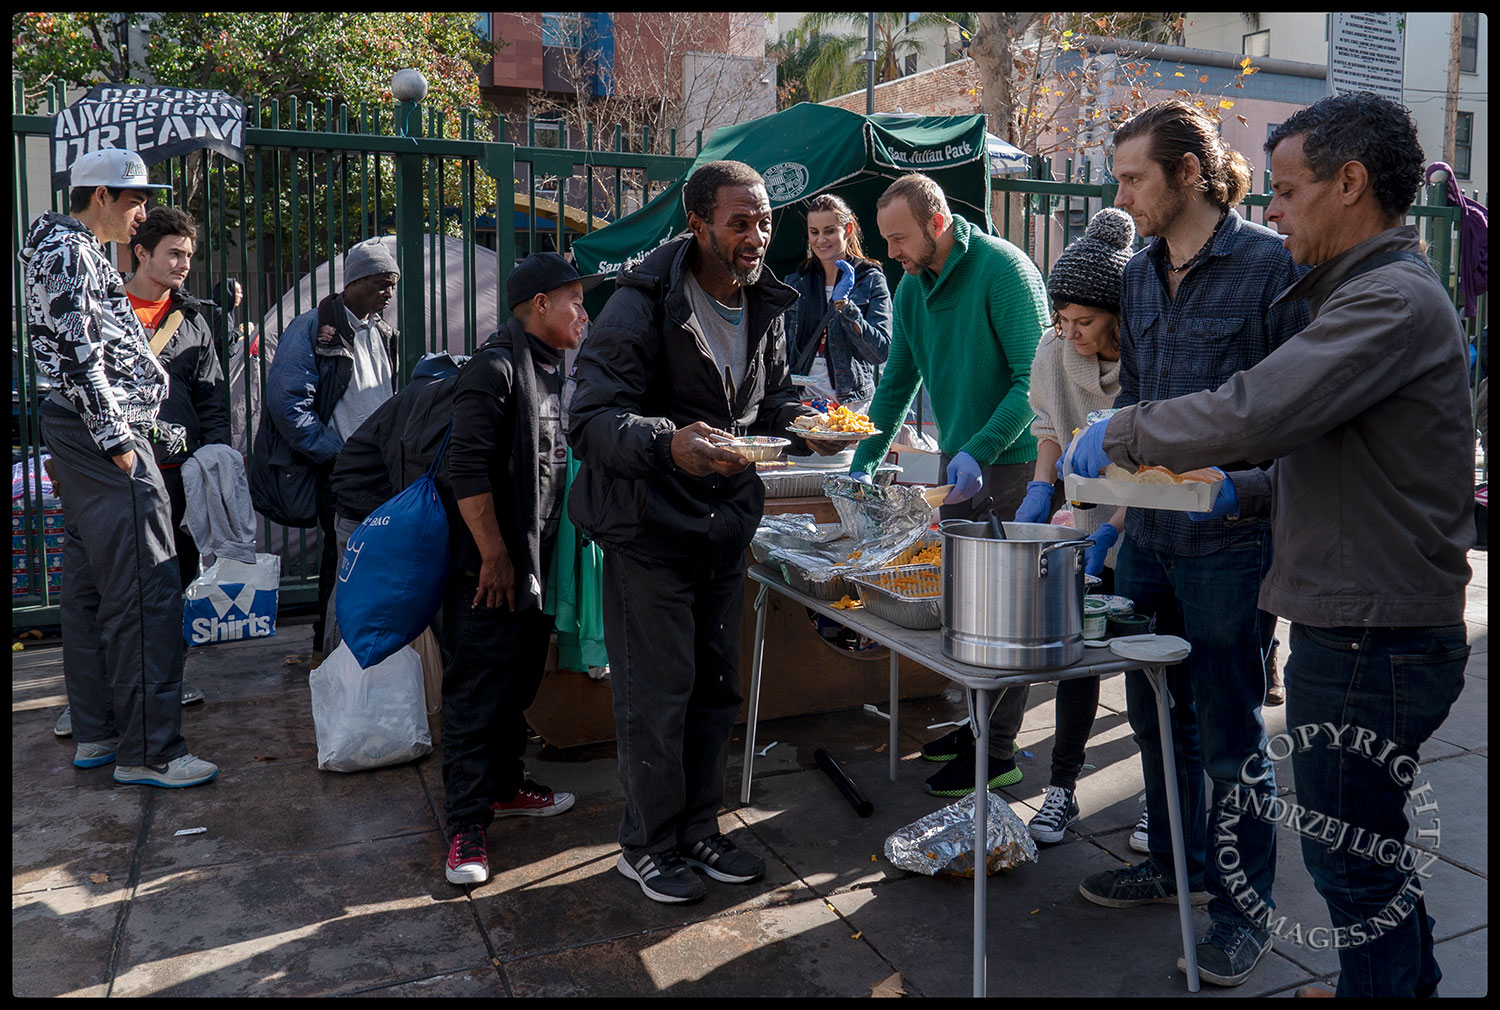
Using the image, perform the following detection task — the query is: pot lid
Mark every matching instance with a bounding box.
[1108,634,1191,664]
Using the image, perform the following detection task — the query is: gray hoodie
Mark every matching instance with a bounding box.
[1105,226,1474,627]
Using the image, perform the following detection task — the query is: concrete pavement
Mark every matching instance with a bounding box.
[11,550,1487,997]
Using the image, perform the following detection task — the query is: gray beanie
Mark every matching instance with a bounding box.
[1047,208,1135,313]
[344,238,400,287]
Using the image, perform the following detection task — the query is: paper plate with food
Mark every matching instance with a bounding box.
[1064,463,1223,513]
[788,405,883,442]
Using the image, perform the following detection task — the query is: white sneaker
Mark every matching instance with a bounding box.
[1129,810,1150,853]
[113,753,219,788]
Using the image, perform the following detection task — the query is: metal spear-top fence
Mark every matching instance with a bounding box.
[11,77,693,627]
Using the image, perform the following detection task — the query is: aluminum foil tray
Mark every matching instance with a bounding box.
[885,532,941,568]
[884,791,1038,877]
[778,561,856,601]
[760,463,901,498]
[846,564,942,629]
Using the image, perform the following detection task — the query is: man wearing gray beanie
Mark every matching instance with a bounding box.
[251,237,401,663]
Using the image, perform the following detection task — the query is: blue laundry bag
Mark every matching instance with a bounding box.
[335,432,450,668]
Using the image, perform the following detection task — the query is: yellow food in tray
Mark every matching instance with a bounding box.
[831,595,863,610]
[873,567,942,598]
[889,541,942,567]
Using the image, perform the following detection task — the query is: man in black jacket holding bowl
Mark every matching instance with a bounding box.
[568,160,841,905]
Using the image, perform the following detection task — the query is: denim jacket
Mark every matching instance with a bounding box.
[781,259,893,402]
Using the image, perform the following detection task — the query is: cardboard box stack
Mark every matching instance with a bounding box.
[12,456,64,600]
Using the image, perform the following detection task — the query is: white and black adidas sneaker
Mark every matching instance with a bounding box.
[617,850,706,904]
[679,833,765,884]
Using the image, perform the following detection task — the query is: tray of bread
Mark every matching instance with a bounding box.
[1064,464,1222,513]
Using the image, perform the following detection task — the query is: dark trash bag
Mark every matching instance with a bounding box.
[335,429,451,668]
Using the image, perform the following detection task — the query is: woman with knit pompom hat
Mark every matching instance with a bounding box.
[1015,206,1136,846]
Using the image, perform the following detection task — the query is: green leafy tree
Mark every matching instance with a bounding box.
[12,12,135,109]
[14,12,503,289]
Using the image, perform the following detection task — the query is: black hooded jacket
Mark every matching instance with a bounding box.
[149,287,231,466]
[566,235,814,572]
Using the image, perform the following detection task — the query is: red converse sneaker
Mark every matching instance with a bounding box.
[490,781,576,818]
[445,825,489,885]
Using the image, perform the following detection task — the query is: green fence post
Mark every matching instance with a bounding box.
[485,142,517,326]
[394,99,426,383]
[1426,177,1454,310]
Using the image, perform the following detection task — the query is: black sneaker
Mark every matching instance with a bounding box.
[920,728,966,762]
[617,850,707,904]
[679,833,765,884]
[1027,785,1080,844]
[1178,923,1272,986]
[924,751,1022,797]
[1078,858,1210,908]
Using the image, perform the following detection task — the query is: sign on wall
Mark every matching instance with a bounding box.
[1327,13,1405,103]
[51,84,246,188]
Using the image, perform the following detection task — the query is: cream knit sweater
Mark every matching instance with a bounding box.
[1028,328,1124,565]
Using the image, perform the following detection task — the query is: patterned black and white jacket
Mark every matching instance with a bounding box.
[21,211,175,454]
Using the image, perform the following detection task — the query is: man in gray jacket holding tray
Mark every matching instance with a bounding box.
[1063,93,1473,999]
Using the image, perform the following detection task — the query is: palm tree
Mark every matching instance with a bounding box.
[771,26,862,107]
[796,12,973,100]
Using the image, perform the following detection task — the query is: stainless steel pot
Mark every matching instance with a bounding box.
[939,520,1093,670]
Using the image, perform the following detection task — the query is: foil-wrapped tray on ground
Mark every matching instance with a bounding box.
[884,791,1039,877]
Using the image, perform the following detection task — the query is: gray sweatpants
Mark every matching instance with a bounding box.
[42,412,188,767]
[320,513,362,656]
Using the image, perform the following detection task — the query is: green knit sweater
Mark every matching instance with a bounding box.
[852,214,1046,473]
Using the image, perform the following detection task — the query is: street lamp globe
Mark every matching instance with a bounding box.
[391,69,428,103]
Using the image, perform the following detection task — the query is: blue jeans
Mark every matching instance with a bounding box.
[1284,622,1469,997]
[1117,532,1276,930]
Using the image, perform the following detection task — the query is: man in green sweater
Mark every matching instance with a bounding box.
[851,171,1049,797]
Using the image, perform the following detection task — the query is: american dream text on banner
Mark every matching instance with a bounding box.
[51,84,247,189]
[183,553,280,646]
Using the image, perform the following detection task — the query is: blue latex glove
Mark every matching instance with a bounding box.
[945,451,984,504]
[1187,469,1239,521]
[1013,480,1055,524]
[830,259,856,303]
[1058,415,1114,479]
[849,471,873,485]
[1083,522,1120,577]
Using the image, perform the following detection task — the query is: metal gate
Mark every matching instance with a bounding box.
[11,79,692,627]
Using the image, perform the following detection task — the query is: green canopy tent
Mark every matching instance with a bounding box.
[570,103,997,309]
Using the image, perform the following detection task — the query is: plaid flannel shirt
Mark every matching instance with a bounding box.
[1115,210,1311,556]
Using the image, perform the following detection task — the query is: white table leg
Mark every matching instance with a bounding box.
[739,584,770,806]
[888,648,899,782]
[1144,664,1200,992]
[972,686,990,998]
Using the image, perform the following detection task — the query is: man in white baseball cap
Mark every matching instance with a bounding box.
[20,147,219,789]
[69,146,174,192]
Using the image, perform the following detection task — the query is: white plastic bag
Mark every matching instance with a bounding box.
[183,553,281,646]
[309,642,432,772]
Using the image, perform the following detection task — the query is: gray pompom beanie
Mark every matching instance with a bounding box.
[1046,207,1135,313]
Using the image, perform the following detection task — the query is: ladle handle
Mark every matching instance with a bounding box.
[987,508,1008,540]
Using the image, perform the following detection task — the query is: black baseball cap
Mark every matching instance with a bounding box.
[506,252,603,309]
